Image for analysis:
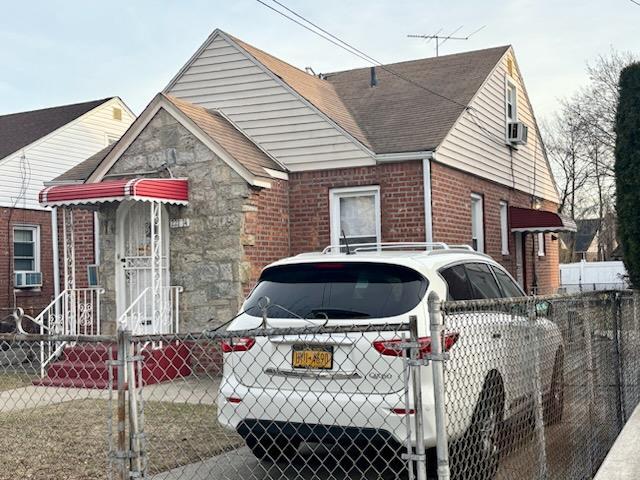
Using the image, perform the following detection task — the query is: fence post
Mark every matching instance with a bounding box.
[115,327,129,480]
[428,292,450,480]
[610,291,626,427]
[409,314,428,480]
[527,298,548,479]
[127,334,144,477]
[582,297,596,476]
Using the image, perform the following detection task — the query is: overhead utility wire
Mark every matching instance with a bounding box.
[255,0,470,110]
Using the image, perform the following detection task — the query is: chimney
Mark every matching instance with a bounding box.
[370,66,378,87]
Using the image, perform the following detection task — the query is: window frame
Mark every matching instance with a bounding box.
[505,78,518,124]
[439,260,526,300]
[500,201,509,255]
[329,185,381,247]
[470,193,485,253]
[13,225,40,274]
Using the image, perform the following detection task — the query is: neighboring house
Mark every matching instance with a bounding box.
[560,218,618,262]
[41,29,574,336]
[0,98,135,319]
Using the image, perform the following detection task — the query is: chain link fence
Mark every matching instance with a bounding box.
[441,290,640,480]
[0,290,639,480]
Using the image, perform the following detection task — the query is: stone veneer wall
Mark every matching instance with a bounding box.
[98,109,252,333]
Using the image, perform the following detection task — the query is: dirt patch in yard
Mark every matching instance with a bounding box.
[0,398,243,479]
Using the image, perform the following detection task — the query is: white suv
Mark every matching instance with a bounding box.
[217,243,564,477]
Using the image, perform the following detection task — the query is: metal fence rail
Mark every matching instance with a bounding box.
[0,290,639,480]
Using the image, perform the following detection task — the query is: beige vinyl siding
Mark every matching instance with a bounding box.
[436,49,559,203]
[0,99,134,210]
[166,35,374,171]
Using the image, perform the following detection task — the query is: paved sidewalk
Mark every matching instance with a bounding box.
[594,404,640,480]
[0,376,219,413]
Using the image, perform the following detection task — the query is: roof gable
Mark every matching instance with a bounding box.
[0,98,112,160]
[81,94,283,187]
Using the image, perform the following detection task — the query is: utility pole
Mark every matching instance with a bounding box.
[408,25,486,57]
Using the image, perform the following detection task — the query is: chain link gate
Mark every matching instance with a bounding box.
[112,319,443,480]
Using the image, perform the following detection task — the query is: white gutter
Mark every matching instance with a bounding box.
[423,157,434,243]
[376,151,434,163]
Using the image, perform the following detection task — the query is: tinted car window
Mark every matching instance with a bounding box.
[440,264,473,301]
[492,266,525,298]
[465,263,502,299]
[244,262,428,319]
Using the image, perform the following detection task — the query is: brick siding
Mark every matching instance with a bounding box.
[0,206,95,320]
[242,178,290,293]
[430,161,560,294]
[288,161,426,254]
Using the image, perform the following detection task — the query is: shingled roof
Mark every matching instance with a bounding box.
[231,33,509,154]
[0,98,113,161]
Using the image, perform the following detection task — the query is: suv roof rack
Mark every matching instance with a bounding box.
[321,242,482,255]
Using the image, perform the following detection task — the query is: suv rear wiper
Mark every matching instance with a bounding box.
[309,309,370,319]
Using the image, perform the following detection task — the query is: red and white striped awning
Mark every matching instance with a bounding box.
[39,178,189,207]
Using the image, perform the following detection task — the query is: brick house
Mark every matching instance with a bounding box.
[0,98,134,320]
[41,30,574,336]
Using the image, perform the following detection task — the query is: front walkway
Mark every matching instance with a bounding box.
[0,377,219,413]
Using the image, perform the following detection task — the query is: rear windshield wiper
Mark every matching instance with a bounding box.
[309,309,371,319]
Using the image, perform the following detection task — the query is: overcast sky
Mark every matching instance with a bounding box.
[1,0,638,122]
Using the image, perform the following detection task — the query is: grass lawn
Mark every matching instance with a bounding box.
[0,398,243,480]
[0,372,33,391]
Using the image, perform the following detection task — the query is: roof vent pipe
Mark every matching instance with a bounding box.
[370,66,378,87]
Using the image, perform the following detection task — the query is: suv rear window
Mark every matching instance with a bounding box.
[244,262,428,319]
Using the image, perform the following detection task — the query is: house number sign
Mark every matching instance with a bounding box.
[170,218,190,229]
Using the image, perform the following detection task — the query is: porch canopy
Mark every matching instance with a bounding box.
[509,206,576,233]
[39,178,188,207]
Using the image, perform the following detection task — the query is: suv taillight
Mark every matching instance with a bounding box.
[221,337,255,353]
[373,333,459,359]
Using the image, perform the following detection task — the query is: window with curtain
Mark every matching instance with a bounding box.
[330,186,381,247]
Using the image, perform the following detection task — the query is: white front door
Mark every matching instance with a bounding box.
[116,201,170,334]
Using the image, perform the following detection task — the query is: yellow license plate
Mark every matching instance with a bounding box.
[292,345,333,369]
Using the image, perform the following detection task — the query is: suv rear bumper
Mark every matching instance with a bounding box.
[217,374,440,448]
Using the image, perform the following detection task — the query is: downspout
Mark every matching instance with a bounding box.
[423,154,434,243]
[93,211,100,265]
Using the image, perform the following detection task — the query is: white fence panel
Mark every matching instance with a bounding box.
[560,260,629,292]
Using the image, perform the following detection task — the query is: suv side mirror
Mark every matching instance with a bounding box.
[536,300,551,318]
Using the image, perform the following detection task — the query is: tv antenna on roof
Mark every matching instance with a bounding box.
[408,25,486,57]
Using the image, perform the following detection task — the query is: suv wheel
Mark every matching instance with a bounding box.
[544,349,564,425]
[457,375,504,480]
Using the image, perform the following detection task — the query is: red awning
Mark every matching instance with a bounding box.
[509,206,576,233]
[39,178,189,207]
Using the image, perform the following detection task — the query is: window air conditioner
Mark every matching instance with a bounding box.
[14,272,42,288]
[508,122,529,145]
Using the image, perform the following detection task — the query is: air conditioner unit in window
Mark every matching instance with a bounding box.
[508,122,529,145]
[14,272,42,288]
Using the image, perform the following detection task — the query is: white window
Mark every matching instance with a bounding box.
[330,186,381,248]
[471,193,484,253]
[13,226,40,273]
[538,232,546,257]
[500,201,509,255]
[506,81,518,123]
